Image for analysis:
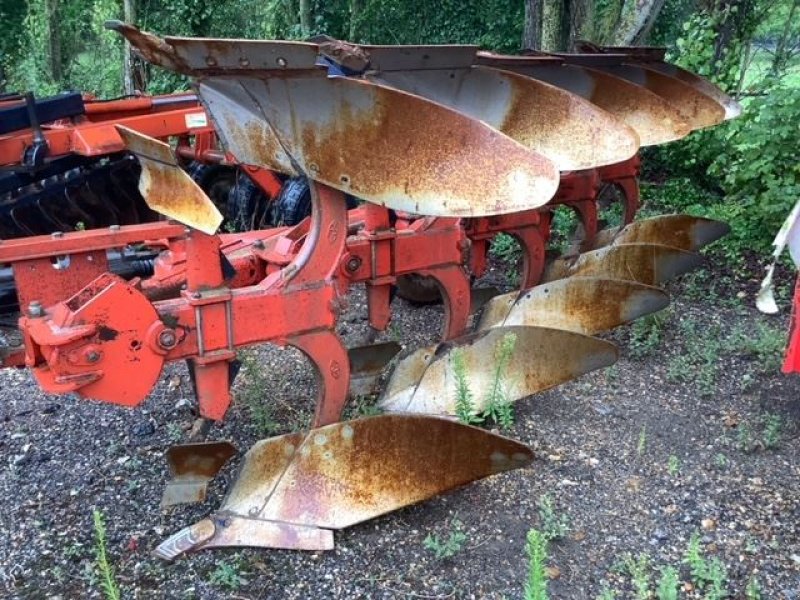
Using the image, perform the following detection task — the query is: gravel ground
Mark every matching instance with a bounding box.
[1,263,798,599]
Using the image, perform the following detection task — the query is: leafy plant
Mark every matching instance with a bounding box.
[480,332,517,429]
[623,553,651,600]
[637,426,647,457]
[683,532,727,595]
[524,528,549,600]
[453,348,481,425]
[237,349,280,435]
[423,518,467,559]
[209,557,248,590]
[92,509,120,600]
[746,575,762,600]
[629,312,668,359]
[656,565,679,600]
[537,494,570,542]
[762,413,782,449]
[667,455,680,477]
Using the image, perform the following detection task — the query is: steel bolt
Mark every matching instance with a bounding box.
[109,224,120,232]
[192,292,202,299]
[158,330,178,349]
[85,350,100,363]
[28,301,43,318]
[51,231,64,239]
[252,239,265,250]
[345,256,362,272]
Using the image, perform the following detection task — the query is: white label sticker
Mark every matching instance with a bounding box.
[185,112,208,129]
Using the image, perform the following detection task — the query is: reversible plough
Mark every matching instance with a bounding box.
[0,23,739,560]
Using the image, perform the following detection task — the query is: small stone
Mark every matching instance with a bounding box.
[131,421,155,437]
[41,403,60,415]
[545,566,560,579]
[653,528,668,541]
[701,518,717,531]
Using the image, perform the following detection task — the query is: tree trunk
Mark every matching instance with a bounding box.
[123,0,137,95]
[771,0,799,76]
[46,0,62,83]
[349,0,363,41]
[522,0,542,51]
[541,0,568,51]
[299,0,312,37]
[569,0,592,47]
[617,0,666,45]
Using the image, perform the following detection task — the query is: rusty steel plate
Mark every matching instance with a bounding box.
[116,126,223,234]
[581,63,725,131]
[544,243,703,286]
[197,74,560,216]
[348,341,402,397]
[606,215,730,252]
[379,325,618,415]
[161,441,237,507]
[155,415,532,557]
[478,277,669,334]
[370,65,639,171]
[378,345,438,409]
[109,21,321,74]
[476,55,689,147]
[640,62,741,120]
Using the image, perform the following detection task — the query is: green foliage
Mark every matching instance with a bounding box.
[683,532,727,596]
[622,553,651,600]
[746,575,762,600]
[655,565,679,600]
[629,312,668,359]
[423,518,467,559]
[238,349,280,435]
[481,332,517,430]
[762,413,782,449]
[667,455,680,477]
[524,529,549,600]
[209,557,248,590]
[453,348,482,425]
[536,494,570,542]
[92,509,120,600]
[597,587,616,600]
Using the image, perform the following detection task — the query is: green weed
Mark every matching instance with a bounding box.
[637,425,647,457]
[238,349,280,435]
[209,557,248,590]
[453,348,482,425]
[597,586,616,600]
[423,518,467,559]
[523,528,549,600]
[623,553,651,600]
[629,312,668,359]
[92,509,120,600]
[537,494,570,542]
[745,575,762,600]
[762,413,782,449]
[481,332,517,430]
[667,455,680,477]
[656,565,678,600]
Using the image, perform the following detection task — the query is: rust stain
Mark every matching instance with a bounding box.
[498,69,639,170]
[483,277,669,335]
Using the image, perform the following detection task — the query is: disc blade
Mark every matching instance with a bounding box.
[380,325,618,415]
[478,277,669,335]
[116,126,223,234]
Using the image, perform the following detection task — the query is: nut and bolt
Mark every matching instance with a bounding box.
[51,231,64,239]
[345,256,362,273]
[84,350,100,363]
[252,239,265,250]
[158,329,178,349]
[109,224,120,232]
[27,301,44,317]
